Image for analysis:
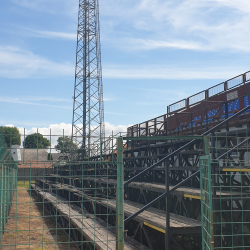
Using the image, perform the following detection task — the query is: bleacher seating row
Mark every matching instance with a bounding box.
[175,96,249,132]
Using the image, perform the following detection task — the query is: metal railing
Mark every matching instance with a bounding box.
[169,71,249,113]
[128,70,250,138]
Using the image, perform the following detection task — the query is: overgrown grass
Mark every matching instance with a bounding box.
[17,181,35,189]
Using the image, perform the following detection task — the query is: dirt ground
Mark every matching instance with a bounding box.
[1,185,79,250]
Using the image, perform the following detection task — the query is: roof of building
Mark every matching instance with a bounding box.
[18,161,54,169]
[19,149,48,161]
[50,153,70,161]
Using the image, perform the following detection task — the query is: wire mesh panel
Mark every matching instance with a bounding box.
[210,133,250,249]
[201,133,250,250]
[0,131,18,243]
[200,155,213,250]
[0,129,125,250]
[212,165,250,249]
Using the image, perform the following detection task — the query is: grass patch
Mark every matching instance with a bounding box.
[17,181,35,189]
[3,233,15,238]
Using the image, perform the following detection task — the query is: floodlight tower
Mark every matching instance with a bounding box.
[72,0,105,159]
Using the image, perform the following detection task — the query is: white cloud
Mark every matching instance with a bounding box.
[206,0,250,13]
[104,122,130,137]
[12,28,76,41]
[35,30,76,40]
[121,38,206,51]
[105,111,135,117]
[4,124,15,128]
[0,96,71,109]
[0,46,74,79]
[18,123,72,151]
[100,0,250,52]
[16,122,129,151]
[119,86,188,103]
[1,96,70,103]
[2,45,247,81]
[26,96,71,102]
[9,0,250,52]
[2,0,250,82]
[11,0,78,17]
[103,64,248,80]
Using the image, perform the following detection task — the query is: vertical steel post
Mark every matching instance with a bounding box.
[191,113,193,135]
[116,137,124,250]
[177,118,179,135]
[201,136,214,250]
[211,132,216,197]
[204,136,209,155]
[2,163,5,227]
[248,86,250,103]
[225,101,229,131]
[200,102,203,134]
[205,107,208,131]
[0,163,2,238]
[112,130,114,162]
[165,160,170,250]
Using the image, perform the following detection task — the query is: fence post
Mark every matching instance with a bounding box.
[116,137,124,250]
[0,163,2,238]
[204,136,209,155]
[201,136,214,250]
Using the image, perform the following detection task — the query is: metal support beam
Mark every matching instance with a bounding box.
[142,225,154,250]
[165,160,170,250]
[124,170,200,224]
[116,137,124,250]
[124,105,250,186]
[225,101,229,131]
[217,137,250,159]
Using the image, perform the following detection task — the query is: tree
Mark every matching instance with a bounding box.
[24,133,50,149]
[0,126,21,147]
[47,153,53,160]
[55,136,77,153]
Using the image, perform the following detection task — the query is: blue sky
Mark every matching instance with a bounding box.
[1,0,250,137]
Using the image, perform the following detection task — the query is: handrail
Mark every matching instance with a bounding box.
[168,71,248,114]
[128,70,250,132]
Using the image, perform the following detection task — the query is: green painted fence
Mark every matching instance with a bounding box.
[0,131,18,241]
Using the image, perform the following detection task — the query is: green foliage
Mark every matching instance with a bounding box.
[47,153,53,160]
[17,181,35,189]
[0,126,21,147]
[55,136,77,153]
[24,133,50,149]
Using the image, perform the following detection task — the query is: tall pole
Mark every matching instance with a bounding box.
[72,0,105,160]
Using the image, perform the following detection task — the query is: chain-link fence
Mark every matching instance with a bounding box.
[201,133,250,249]
[0,132,18,243]
[0,129,127,250]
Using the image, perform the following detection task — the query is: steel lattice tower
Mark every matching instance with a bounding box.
[72,0,105,159]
